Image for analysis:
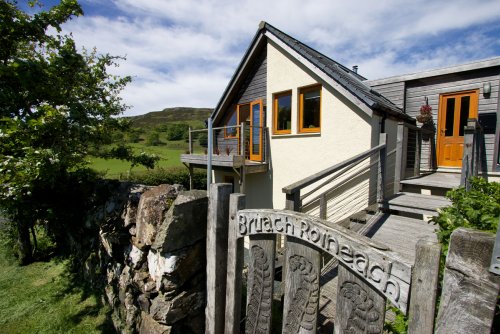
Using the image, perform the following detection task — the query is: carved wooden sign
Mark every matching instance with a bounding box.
[237,209,412,313]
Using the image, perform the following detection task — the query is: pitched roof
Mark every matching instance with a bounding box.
[212,22,412,122]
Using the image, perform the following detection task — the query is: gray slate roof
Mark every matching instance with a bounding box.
[262,22,410,120]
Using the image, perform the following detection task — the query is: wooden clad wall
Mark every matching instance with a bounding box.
[369,81,405,109]
[215,45,267,152]
[405,67,500,171]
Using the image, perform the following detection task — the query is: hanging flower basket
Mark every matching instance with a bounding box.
[416,103,433,124]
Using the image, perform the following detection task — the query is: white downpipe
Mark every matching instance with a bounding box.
[207,118,213,192]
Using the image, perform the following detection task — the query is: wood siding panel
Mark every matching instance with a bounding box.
[405,67,500,171]
[235,49,267,106]
[369,81,405,108]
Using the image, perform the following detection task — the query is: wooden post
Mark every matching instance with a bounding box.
[435,228,500,333]
[319,194,327,220]
[285,191,301,212]
[206,183,232,334]
[461,120,475,188]
[407,239,441,334]
[282,237,320,333]
[224,193,246,334]
[336,263,386,334]
[189,165,193,190]
[394,122,404,194]
[414,129,421,175]
[377,133,387,206]
[188,126,193,154]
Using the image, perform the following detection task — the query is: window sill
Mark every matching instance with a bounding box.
[271,132,321,139]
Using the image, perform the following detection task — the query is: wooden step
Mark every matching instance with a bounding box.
[365,214,438,264]
[400,172,460,193]
[385,192,451,216]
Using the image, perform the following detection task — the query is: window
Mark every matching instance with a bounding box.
[299,85,321,133]
[224,109,237,138]
[273,91,292,134]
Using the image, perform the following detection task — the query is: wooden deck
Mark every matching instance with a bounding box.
[180,153,268,173]
[400,172,461,190]
[385,192,451,216]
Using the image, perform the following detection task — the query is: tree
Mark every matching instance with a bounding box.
[145,131,161,146]
[166,123,189,141]
[0,0,131,264]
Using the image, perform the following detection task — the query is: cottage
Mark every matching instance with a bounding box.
[182,21,415,222]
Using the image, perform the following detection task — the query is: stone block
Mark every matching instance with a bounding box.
[122,185,154,228]
[139,311,171,334]
[134,184,183,250]
[152,190,208,253]
[150,289,205,325]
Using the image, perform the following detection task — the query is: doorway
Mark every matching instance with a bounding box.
[437,90,478,167]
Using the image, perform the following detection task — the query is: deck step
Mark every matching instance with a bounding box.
[365,214,438,263]
[385,192,451,216]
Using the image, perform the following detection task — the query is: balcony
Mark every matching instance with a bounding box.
[181,123,269,174]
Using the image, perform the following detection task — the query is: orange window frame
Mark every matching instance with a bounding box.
[273,90,292,135]
[299,85,322,133]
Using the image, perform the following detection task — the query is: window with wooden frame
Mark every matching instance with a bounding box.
[299,85,321,133]
[273,90,292,134]
[224,109,238,138]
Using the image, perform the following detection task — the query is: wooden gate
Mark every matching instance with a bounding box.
[206,184,440,334]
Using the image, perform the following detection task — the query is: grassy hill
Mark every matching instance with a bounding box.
[126,107,212,129]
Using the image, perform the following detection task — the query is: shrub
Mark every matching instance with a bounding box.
[431,177,500,255]
[166,123,189,141]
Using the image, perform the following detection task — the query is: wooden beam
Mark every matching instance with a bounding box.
[206,183,232,334]
[407,239,441,334]
[394,122,404,194]
[224,193,246,334]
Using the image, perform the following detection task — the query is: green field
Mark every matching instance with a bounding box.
[0,233,114,334]
[89,141,190,179]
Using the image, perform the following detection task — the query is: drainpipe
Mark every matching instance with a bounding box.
[207,118,213,192]
[380,114,387,133]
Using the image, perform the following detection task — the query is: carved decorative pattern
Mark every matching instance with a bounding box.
[284,255,319,333]
[246,245,273,334]
[340,281,382,334]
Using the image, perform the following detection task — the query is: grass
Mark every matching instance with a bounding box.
[0,230,115,334]
[89,140,192,179]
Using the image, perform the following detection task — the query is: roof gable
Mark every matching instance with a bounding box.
[212,22,411,123]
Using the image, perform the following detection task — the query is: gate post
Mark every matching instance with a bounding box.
[407,239,441,334]
[205,183,232,334]
[435,228,500,333]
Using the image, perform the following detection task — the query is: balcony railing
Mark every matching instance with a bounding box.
[182,123,269,168]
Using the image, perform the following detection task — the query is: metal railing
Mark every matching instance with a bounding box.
[187,123,269,163]
[282,134,388,223]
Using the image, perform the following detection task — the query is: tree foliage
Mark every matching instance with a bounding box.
[0,0,132,263]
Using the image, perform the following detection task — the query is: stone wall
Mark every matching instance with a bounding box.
[85,183,208,334]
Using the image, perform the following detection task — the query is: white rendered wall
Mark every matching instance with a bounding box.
[265,41,375,217]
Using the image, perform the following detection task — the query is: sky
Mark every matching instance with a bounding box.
[23,0,500,116]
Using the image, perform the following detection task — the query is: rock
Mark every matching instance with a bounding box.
[159,242,204,292]
[150,289,205,325]
[129,245,147,269]
[140,311,171,334]
[134,184,183,250]
[124,292,140,330]
[137,294,151,313]
[152,190,208,253]
[123,185,153,228]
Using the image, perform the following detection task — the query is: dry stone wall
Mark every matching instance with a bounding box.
[86,183,208,334]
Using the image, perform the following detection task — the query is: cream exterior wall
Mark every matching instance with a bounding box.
[264,41,375,214]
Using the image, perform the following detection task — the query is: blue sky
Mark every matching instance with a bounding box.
[24,0,500,116]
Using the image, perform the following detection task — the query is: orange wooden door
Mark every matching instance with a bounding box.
[437,90,478,167]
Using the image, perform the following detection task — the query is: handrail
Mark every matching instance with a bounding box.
[282,143,386,195]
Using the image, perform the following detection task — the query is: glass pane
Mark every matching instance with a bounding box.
[225,110,237,137]
[252,103,261,155]
[239,104,250,123]
[276,93,291,131]
[445,98,455,136]
[458,96,470,136]
[302,88,321,129]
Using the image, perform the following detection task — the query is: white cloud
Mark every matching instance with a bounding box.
[55,0,500,115]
